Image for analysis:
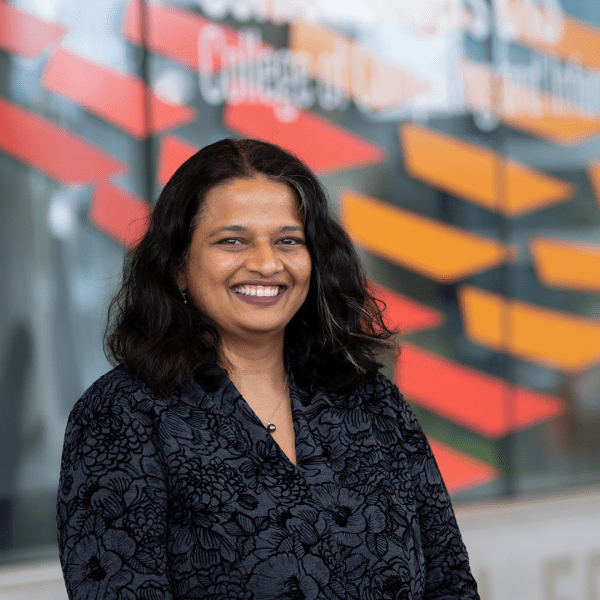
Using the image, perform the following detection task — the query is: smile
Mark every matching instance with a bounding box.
[231,284,286,307]
[233,285,282,297]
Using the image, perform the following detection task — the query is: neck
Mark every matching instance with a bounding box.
[218,332,287,388]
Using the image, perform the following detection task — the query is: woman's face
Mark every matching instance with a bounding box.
[179,176,312,344]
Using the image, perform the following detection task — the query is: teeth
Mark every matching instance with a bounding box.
[234,285,281,297]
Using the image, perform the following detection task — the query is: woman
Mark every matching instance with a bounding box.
[57,138,479,599]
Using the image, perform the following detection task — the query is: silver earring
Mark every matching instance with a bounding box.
[178,286,188,304]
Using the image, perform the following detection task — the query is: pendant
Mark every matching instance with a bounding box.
[267,423,276,433]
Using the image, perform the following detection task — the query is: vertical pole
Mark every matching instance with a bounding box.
[139,0,154,205]
[490,31,516,498]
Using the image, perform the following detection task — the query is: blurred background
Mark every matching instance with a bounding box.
[0,0,599,598]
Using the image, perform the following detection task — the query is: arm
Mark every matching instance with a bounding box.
[394,385,480,600]
[56,373,173,600]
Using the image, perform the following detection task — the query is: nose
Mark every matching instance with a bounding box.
[245,241,283,276]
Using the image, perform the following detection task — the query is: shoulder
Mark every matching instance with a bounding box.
[350,371,407,408]
[65,367,167,435]
[308,370,418,425]
[81,366,148,398]
[60,368,172,483]
[305,370,407,408]
[351,372,424,433]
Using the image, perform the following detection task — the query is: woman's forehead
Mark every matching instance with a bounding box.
[194,177,303,222]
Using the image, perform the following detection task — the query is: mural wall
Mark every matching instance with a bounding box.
[1,0,599,565]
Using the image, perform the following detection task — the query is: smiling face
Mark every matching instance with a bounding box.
[179,175,312,347]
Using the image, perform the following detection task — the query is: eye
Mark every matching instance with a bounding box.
[278,237,305,245]
[218,238,243,245]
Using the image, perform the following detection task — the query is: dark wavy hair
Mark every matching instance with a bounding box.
[106,138,397,397]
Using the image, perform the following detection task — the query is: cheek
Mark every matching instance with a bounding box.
[300,254,312,283]
[190,253,237,284]
[304,264,312,286]
[290,254,312,296]
[204,256,235,278]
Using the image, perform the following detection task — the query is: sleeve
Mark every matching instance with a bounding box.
[56,375,174,600]
[393,383,480,600]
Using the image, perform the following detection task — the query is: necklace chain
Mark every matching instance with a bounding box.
[261,375,289,433]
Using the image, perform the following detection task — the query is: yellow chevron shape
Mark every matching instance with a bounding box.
[339,191,513,282]
[401,123,574,215]
[589,162,600,208]
[462,59,600,145]
[459,285,600,372]
[530,236,600,293]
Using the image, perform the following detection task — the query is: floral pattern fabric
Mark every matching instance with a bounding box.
[57,366,480,600]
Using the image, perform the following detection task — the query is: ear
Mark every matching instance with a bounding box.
[176,271,187,291]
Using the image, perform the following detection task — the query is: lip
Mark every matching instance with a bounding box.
[232,280,287,287]
[231,287,286,307]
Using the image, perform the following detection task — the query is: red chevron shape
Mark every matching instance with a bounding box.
[122,0,247,72]
[42,48,195,139]
[89,181,150,248]
[157,135,200,186]
[0,97,126,184]
[369,282,444,333]
[224,101,387,174]
[428,437,498,494]
[397,344,564,438]
[0,2,66,58]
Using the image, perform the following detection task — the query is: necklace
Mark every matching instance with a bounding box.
[261,375,289,433]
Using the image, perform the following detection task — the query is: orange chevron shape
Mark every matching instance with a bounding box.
[289,20,430,111]
[90,181,150,248]
[589,162,600,208]
[339,191,514,282]
[401,123,574,215]
[368,282,444,333]
[530,237,600,293]
[42,48,196,139]
[459,285,600,372]
[157,135,200,186]
[397,344,564,438]
[427,438,498,494]
[0,2,66,58]
[507,7,600,72]
[529,15,600,71]
[462,59,600,145]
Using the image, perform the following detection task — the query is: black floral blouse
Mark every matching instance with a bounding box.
[57,365,480,600]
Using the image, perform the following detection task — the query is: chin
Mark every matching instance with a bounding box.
[235,322,288,337]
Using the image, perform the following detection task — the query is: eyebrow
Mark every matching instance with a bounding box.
[210,225,304,235]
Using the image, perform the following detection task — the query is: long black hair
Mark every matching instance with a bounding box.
[106,138,396,397]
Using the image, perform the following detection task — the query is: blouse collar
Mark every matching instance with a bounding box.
[187,346,299,417]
